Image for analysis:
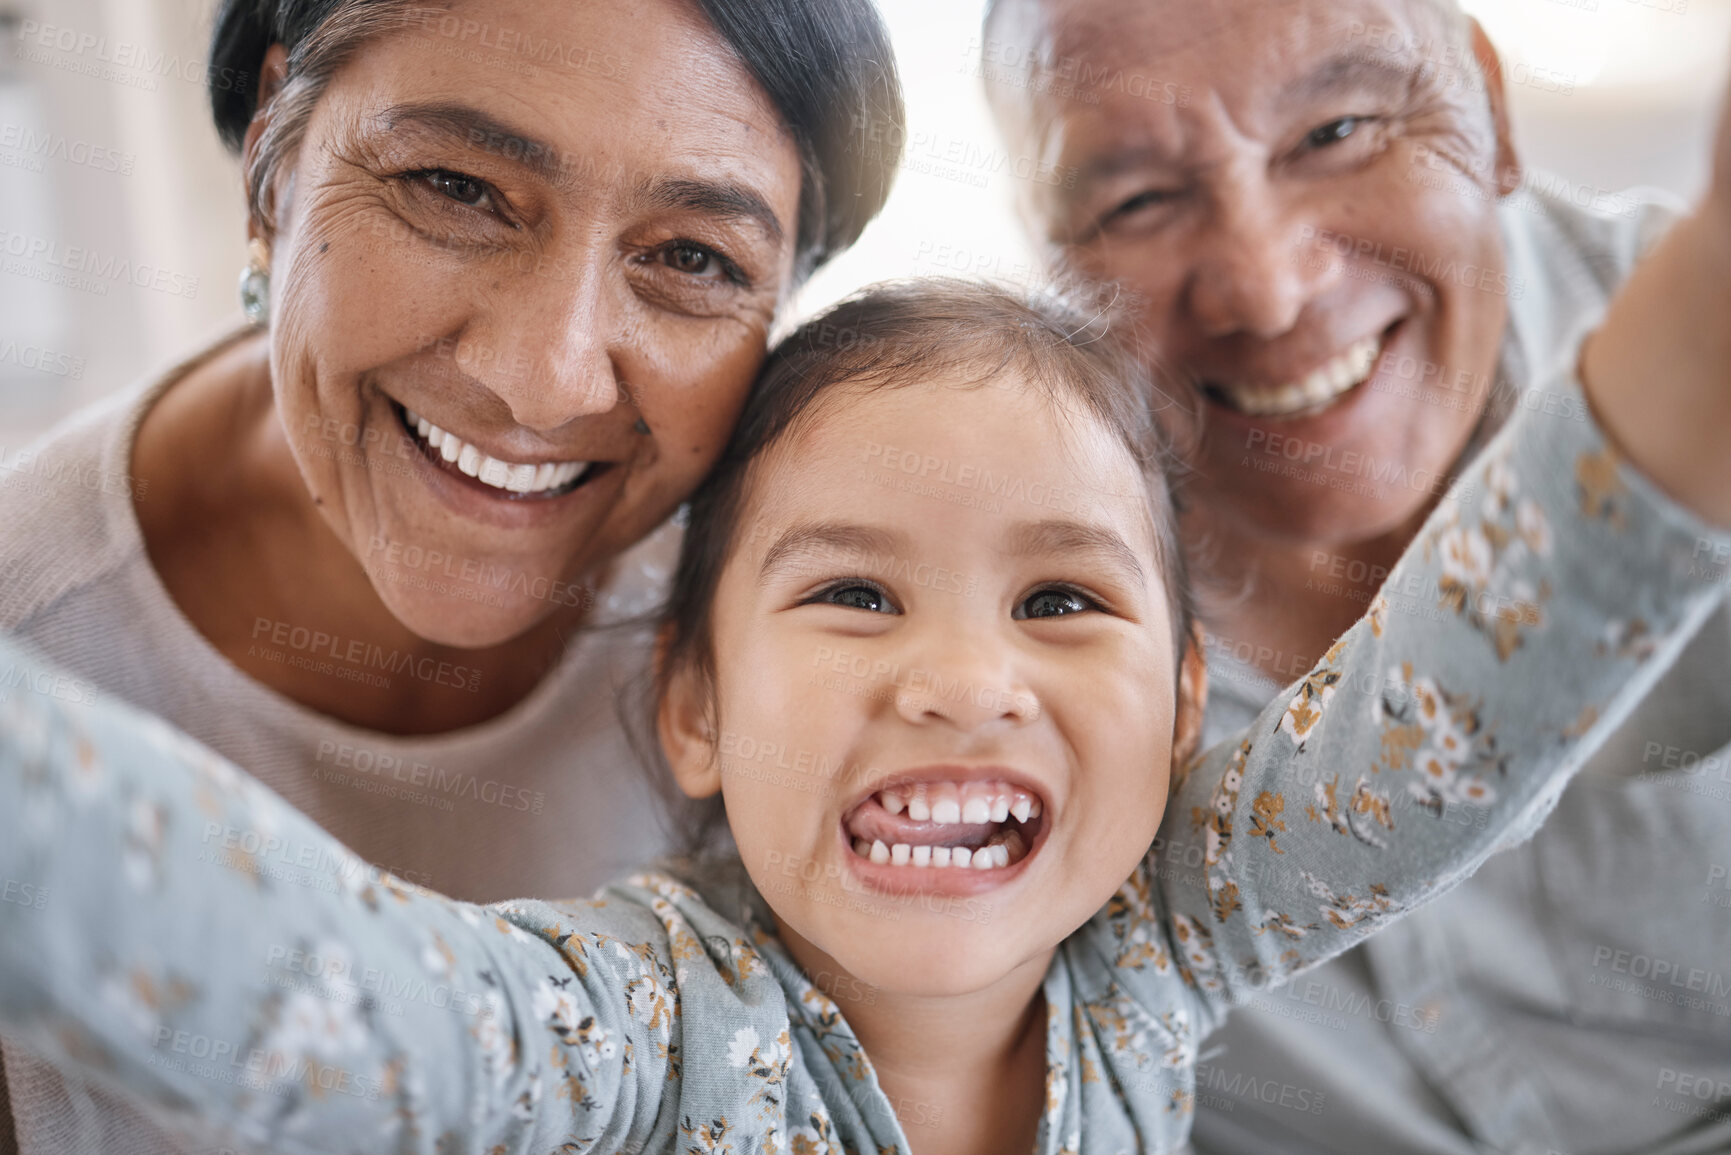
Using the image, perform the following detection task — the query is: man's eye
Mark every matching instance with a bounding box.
[1307,117,1366,148]
[1107,188,1177,223]
[1015,587,1095,620]
[812,582,896,614]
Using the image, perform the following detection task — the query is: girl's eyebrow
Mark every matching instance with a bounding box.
[759,523,905,580]
[1003,519,1145,584]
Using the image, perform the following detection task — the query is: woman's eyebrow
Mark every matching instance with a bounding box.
[379,101,572,184]
[639,177,785,245]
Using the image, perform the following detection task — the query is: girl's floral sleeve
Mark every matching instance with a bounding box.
[0,659,674,1154]
[1089,375,1731,1036]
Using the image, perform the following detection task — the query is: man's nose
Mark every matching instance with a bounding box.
[890,624,1040,732]
[1184,179,1336,341]
[462,249,625,431]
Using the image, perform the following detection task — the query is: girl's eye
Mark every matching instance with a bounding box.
[1015,586,1097,621]
[811,582,897,614]
[423,170,496,211]
[1307,117,1365,149]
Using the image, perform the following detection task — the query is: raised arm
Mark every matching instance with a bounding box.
[1083,371,1731,1030]
[0,659,670,1154]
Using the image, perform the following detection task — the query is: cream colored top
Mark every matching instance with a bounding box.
[0,336,685,1154]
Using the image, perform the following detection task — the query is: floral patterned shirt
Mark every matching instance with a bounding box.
[0,378,1725,1155]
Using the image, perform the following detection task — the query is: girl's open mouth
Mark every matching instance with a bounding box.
[840,778,1048,889]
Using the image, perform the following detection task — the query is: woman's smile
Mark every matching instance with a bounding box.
[395,402,612,500]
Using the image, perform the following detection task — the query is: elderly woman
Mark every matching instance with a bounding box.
[0,0,901,1150]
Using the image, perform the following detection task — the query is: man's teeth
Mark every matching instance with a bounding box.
[404,408,588,495]
[1215,336,1383,419]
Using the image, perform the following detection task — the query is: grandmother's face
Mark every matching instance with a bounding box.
[261,0,802,646]
[1000,0,1519,548]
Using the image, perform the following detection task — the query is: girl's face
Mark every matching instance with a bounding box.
[662,375,1198,997]
[263,0,803,646]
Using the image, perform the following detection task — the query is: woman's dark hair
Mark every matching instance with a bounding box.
[659,276,1196,754]
[207,0,903,278]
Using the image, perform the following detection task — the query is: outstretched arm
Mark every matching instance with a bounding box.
[1087,370,1731,1028]
[0,660,670,1154]
[1582,64,1731,528]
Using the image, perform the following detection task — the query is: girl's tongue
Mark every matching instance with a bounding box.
[843,780,1043,869]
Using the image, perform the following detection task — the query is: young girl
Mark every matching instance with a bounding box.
[0,280,1725,1155]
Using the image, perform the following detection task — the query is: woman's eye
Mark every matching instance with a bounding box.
[423,170,495,210]
[1015,587,1096,621]
[659,241,737,282]
[812,582,896,614]
[1307,117,1365,148]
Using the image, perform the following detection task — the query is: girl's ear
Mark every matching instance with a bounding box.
[1171,622,1210,772]
[655,627,723,799]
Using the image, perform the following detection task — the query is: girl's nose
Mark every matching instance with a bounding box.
[890,635,1040,731]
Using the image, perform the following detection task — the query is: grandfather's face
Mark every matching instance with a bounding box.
[998,0,1519,548]
[263,0,802,646]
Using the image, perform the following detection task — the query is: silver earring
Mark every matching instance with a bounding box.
[238,238,271,327]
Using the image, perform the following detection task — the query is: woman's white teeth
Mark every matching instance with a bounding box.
[1217,336,1383,419]
[404,408,588,495]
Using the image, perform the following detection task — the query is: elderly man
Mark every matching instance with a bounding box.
[985,1,1731,1152]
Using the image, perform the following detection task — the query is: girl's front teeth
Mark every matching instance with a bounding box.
[878,782,1040,824]
[852,830,1024,870]
[848,780,1040,870]
[404,408,590,495]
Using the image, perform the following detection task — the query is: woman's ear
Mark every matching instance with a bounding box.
[1171,622,1210,773]
[655,628,723,799]
[1466,18,1524,198]
[242,44,290,242]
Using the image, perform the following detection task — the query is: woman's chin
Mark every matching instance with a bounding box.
[369,582,573,651]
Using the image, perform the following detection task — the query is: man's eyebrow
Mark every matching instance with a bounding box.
[760,523,906,580]
[1003,519,1146,585]
[380,101,571,184]
[1075,145,1176,187]
[1278,49,1421,108]
[640,177,785,244]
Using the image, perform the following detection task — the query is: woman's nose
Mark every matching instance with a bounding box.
[465,250,625,431]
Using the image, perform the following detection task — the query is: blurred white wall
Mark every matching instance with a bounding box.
[0,0,247,441]
[1,0,1725,443]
